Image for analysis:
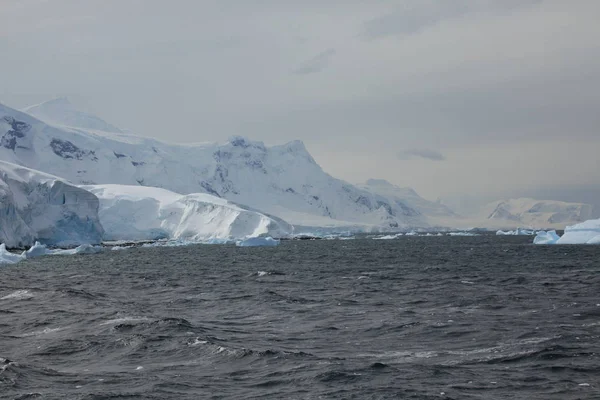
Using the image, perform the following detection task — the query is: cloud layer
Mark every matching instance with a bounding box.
[1,0,598,204]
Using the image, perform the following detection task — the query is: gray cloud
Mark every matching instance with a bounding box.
[363,0,542,39]
[398,148,446,161]
[293,48,336,75]
[0,0,599,203]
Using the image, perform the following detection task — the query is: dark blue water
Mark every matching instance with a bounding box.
[1,235,599,399]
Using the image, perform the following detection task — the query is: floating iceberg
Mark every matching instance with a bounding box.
[0,244,25,264]
[533,230,560,245]
[556,219,600,244]
[236,237,280,247]
[81,184,293,243]
[533,218,600,245]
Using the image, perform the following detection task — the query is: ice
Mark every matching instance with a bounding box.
[447,232,478,236]
[0,160,103,248]
[236,237,280,247]
[82,184,293,243]
[373,233,403,240]
[0,244,25,264]
[533,219,600,245]
[533,230,560,245]
[496,228,536,236]
[557,218,600,244]
[25,242,51,258]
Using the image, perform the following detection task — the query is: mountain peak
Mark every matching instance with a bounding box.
[365,178,394,187]
[22,98,122,133]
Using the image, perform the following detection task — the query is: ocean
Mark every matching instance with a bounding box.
[1,234,599,399]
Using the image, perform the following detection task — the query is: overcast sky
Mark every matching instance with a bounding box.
[1,0,599,206]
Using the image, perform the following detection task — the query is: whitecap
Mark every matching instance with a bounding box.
[100,317,151,326]
[1,289,33,300]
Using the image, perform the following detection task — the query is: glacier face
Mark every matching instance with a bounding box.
[82,184,293,242]
[0,102,425,230]
[0,160,104,248]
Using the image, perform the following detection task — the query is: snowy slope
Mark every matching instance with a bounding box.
[22,97,122,133]
[481,198,594,229]
[0,101,425,230]
[82,184,293,241]
[0,160,103,248]
[358,179,459,227]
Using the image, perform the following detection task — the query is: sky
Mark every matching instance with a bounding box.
[1,0,599,208]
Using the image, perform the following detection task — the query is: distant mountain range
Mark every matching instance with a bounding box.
[0,98,593,231]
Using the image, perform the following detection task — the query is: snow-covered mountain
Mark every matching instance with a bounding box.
[481,198,594,229]
[0,160,103,248]
[82,184,293,241]
[358,179,459,227]
[22,97,122,133]
[0,101,426,230]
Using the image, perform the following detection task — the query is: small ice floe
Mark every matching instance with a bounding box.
[496,228,536,236]
[236,237,280,247]
[373,233,403,240]
[136,366,144,370]
[257,271,269,277]
[447,232,478,237]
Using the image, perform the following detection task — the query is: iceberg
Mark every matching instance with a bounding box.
[236,237,280,247]
[0,244,25,264]
[533,219,600,245]
[0,160,103,248]
[81,184,293,243]
[557,219,600,244]
[533,230,560,245]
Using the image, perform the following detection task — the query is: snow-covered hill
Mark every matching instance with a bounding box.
[358,179,459,227]
[0,160,103,248]
[0,101,425,230]
[82,184,293,241]
[22,97,122,133]
[481,198,594,229]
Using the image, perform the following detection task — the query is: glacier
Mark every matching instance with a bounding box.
[0,101,427,231]
[533,219,600,245]
[0,160,103,248]
[81,184,293,242]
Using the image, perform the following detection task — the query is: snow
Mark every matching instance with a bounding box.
[22,97,123,133]
[533,230,560,245]
[0,160,103,248]
[81,184,293,242]
[236,237,280,247]
[1,102,431,231]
